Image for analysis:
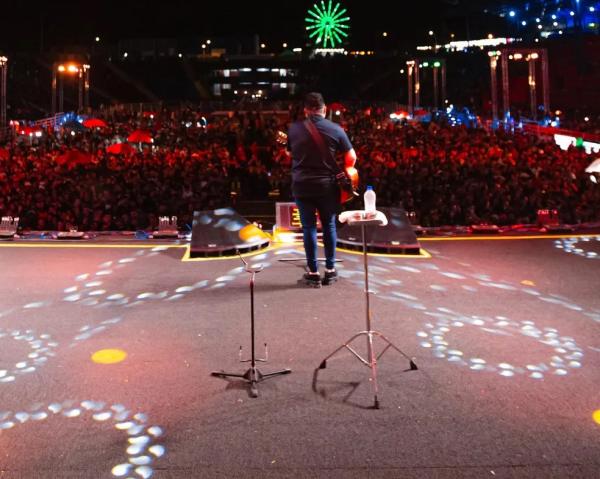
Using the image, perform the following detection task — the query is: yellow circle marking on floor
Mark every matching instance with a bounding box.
[91,349,128,364]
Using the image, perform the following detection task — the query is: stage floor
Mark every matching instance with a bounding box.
[0,235,599,478]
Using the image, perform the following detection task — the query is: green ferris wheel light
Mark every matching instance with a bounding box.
[305,0,350,49]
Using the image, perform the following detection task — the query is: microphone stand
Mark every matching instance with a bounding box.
[211,253,291,398]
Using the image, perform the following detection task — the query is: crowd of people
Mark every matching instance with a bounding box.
[0,104,598,231]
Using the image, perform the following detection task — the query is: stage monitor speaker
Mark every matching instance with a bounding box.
[337,207,421,255]
[190,208,270,258]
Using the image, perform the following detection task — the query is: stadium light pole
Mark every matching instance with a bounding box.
[52,62,91,114]
[496,48,550,123]
[0,56,7,127]
[488,51,500,123]
[528,53,538,120]
[406,60,421,115]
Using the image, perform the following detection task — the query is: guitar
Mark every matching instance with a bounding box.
[276,130,359,204]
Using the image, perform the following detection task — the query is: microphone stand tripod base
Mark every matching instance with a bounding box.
[211,367,291,398]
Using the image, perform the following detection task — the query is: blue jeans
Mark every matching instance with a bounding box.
[295,191,338,273]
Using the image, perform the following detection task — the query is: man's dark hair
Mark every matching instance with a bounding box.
[304,92,325,111]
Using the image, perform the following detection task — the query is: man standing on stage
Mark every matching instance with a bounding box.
[287,92,357,288]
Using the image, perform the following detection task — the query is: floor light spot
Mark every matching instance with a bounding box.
[92,349,127,364]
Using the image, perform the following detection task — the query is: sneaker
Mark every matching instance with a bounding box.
[322,269,338,286]
[303,272,322,288]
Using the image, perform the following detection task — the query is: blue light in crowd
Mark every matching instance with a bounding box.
[552,14,557,19]
[509,10,516,17]
[590,6,596,12]
[522,20,527,25]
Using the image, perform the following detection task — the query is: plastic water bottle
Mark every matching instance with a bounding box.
[364,185,376,214]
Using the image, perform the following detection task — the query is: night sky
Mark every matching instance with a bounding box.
[2,0,507,52]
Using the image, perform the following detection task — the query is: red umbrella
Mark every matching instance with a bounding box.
[83,118,108,129]
[127,129,153,143]
[329,102,346,112]
[106,142,135,155]
[55,150,94,168]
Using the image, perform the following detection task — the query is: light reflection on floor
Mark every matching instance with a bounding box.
[334,246,597,380]
[417,310,583,379]
[555,236,600,260]
[0,239,598,473]
[0,400,164,477]
[0,328,58,383]
[91,348,128,364]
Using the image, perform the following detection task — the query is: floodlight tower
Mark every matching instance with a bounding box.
[489,48,549,121]
[0,56,7,127]
[406,59,447,114]
[51,61,91,114]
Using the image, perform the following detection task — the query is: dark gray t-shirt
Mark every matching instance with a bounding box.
[288,115,353,198]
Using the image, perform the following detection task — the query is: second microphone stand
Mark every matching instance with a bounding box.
[317,214,417,409]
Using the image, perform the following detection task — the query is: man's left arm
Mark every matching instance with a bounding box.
[344,149,357,178]
[338,129,357,176]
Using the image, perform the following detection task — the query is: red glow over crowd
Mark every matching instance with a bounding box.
[0,105,598,231]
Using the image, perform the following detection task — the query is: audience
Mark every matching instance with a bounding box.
[0,105,598,230]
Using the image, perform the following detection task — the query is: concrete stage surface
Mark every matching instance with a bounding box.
[0,235,599,478]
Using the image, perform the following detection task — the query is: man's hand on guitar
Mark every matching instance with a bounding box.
[345,166,358,179]
[276,131,288,145]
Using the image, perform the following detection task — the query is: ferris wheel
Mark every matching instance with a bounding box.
[305,0,350,49]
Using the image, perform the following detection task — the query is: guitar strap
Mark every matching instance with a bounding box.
[303,119,343,178]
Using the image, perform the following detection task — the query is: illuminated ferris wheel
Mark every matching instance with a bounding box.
[305,0,350,49]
